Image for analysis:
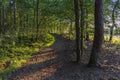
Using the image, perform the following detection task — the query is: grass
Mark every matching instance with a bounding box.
[89,35,120,44]
[84,35,120,50]
[104,35,120,44]
[0,33,55,79]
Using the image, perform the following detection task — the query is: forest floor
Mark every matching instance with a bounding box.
[6,34,120,80]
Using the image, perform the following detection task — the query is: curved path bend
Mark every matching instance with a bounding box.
[6,34,120,80]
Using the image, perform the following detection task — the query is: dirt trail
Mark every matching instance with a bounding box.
[6,34,120,80]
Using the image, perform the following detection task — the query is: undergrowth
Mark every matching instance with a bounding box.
[0,33,55,80]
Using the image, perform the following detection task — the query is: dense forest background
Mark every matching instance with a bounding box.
[0,0,120,80]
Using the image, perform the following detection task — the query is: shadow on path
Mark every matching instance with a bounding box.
[6,34,75,80]
[6,34,120,80]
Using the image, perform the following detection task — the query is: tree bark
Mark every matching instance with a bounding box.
[88,0,104,67]
[36,0,39,40]
[13,0,17,31]
[74,0,80,62]
[85,4,89,41]
[85,23,89,41]
[0,3,2,33]
[109,0,118,41]
[80,0,85,57]
[69,20,73,38]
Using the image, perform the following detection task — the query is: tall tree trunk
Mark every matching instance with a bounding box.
[109,1,118,41]
[13,0,17,32]
[36,0,39,40]
[80,0,85,57]
[88,0,104,67]
[2,6,4,34]
[74,0,80,62]
[18,12,22,42]
[27,13,29,37]
[85,4,89,41]
[0,3,2,33]
[69,20,73,38]
[0,6,4,34]
[85,24,89,41]
[2,5,6,34]
[33,0,36,38]
[4,6,7,33]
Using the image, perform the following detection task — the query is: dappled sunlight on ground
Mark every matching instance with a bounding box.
[6,35,120,80]
[23,48,58,66]
[18,65,57,80]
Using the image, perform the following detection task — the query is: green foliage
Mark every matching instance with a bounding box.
[0,33,55,79]
[111,36,120,45]
[0,0,120,79]
[115,28,120,35]
[42,33,55,47]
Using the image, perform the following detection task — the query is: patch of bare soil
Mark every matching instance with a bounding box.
[6,34,120,80]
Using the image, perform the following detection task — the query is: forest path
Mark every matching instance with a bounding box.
[6,34,120,80]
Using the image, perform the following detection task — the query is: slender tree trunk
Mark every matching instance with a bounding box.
[36,0,39,40]
[88,0,104,67]
[85,24,89,41]
[33,1,36,38]
[26,14,29,28]
[69,20,73,38]
[13,0,17,31]
[18,12,22,42]
[74,0,80,62]
[109,27,114,41]
[2,6,5,34]
[80,0,85,57]
[2,5,6,34]
[26,13,29,39]
[0,3,2,33]
[109,1,118,41]
[85,5,89,41]
[59,20,62,34]
[0,6,3,34]
[4,6,7,33]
